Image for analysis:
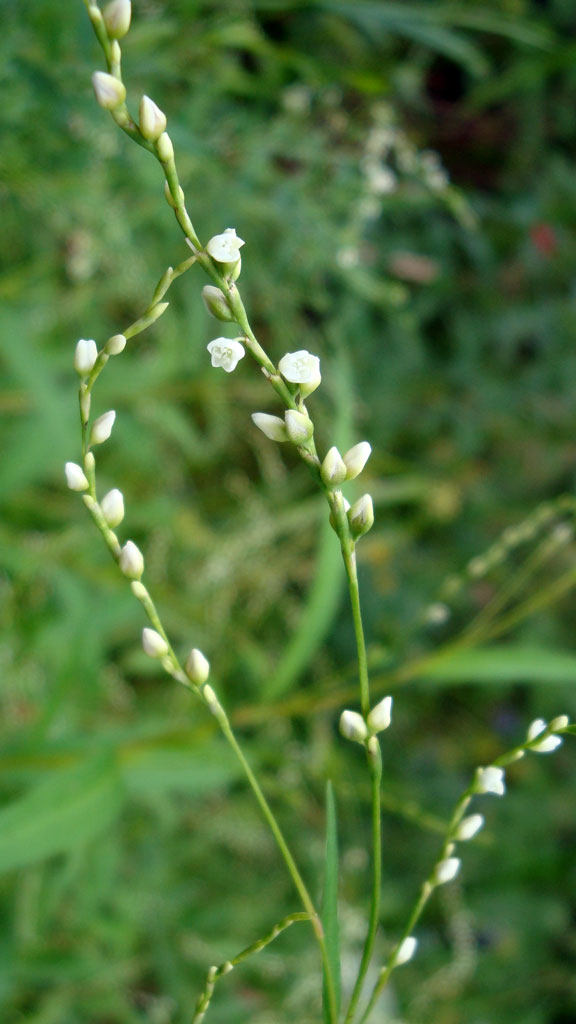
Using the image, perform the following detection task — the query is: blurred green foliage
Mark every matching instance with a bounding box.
[3,0,576,1021]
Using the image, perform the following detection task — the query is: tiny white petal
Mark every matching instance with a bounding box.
[119,540,144,580]
[90,410,116,446]
[74,338,98,376]
[207,337,246,373]
[367,695,393,734]
[251,412,288,442]
[343,441,372,480]
[185,648,210,685]
[100,488,125,528]
[475,766,506,796]
[527,718,547,742]
[396,936,418,966]
[142,627,169,659]
[339,709,368,744]
[65,462,89,491]
[206,228,245,264]
[433,857,461,885]
[455,813,484,841]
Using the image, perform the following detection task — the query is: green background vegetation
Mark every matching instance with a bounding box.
[3,1,576,1021]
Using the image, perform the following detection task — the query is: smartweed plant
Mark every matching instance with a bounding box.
[66,2,575,1021]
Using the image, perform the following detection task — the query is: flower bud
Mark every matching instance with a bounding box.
[284,409,314,445]
[164,181,185,209]
[339,709,368,744]
[348,494,374,540]
[74,338,98,376]
[474,765,505,796]
[251,412,288,442]
[396,936,417,966]
[102,0,131,39]
[531,733,562,753]
[90,410,116,446]
[155,132,174,163]
[343,441,372,480]
[105,333,126,355]
[454,813,484,841]
[92,71,126,110]
[202,684,223,717]
[139,95,167,142]
[549,714,569,731]
[119,540,144,580]
[142,627,169,659]
[65,462,89,491]
[433,857,461,886]
[367,695,392,734]
[185,648,210,685]
[527,718,547,742]
[321,447,347,488]
[202,285,235,322]
[101,488,125,528]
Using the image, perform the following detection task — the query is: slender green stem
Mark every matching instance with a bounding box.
[344,740,382,1024]
[342,546,370,717]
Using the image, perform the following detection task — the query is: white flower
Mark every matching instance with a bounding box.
[105,333,126,355]
[343,441,372,480]
[207,337,245,373]
[339,709,368,744]
[139,95,167,142]
[367,696,392,734]
[185,648,210,685]
[74,338,98,376]
[251,412,288,442]
[321,447,347,487]
[102,0,132,39]
[348,494,374,540]
[142,627,169,659]
[92,71,126,110]
[475,766,505,796]
[90,410,116,446]
[278,350,321,397]
[284,409,313,445]
[455,813,484,841]
[206,228,245,264]
[119,540,144,580]
[101,488,125,528]
[433,857,461,886]
[396,936,417,966]
[65,462,89,491]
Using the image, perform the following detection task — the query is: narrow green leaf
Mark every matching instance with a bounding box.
[0,755,123,873]
[322,781,341,1022]
[422,646,576,686]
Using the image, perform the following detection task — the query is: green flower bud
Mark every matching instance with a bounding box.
[284,409,314,445]
[202,285,235,322]
[348,493,374,540]
[92,71,126,110]
[139,95,167,142]
[102,0,131,39]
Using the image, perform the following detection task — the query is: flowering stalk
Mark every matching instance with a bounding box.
[358,719,571,1023]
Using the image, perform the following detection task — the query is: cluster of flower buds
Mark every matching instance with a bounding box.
[339,695,393,746]
[321,442,371,487]
[526,716,567,753]
[251,408,314,446]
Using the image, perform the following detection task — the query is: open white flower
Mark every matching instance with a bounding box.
[475,765,505,796]
[206,228,245,264]
[207,337,245,373]
[278,350,321,396]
